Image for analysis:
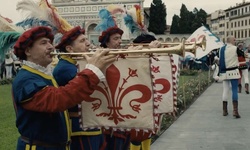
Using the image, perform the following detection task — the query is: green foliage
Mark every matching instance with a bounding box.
[179,4,190,34]
[177,71,213,110]
[0,84,18,150]
[0,78,13,85]
[148,0,167,34]
[170,4,208,34]
[170,15,180,34]
[180,69,199,76]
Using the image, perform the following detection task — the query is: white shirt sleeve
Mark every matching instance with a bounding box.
[85,64,106,81]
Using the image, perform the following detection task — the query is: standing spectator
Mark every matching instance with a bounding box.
[237,43,249,94]
[0,60,6,79]
[211,56,220,82]
[246,44,250,70]
[5,52,14,79]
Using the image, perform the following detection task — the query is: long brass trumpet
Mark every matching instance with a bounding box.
[129,36,206,55]
[51,39,199,58]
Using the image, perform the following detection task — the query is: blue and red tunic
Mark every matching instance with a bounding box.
[12,63,101,150]
[53,56,105,150]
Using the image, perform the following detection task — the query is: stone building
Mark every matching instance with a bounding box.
[52,0,190,45]
[208,0,250,43]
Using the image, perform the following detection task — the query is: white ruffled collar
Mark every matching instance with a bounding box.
[22,61,52,76]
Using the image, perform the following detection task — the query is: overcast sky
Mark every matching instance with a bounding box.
[0,0,245,24]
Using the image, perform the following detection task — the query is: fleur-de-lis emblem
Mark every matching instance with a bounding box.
[91,64,152,125]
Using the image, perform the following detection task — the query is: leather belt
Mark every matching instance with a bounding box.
[222,66,238,71]
[21,136,70,148]
[69,112,80,117]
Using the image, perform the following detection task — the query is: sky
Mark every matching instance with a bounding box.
[0,0,245,25]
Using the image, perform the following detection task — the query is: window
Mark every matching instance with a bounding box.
[246,20,248,26]
[227,22,229,28]
[235,22,237,27]
[231,22,233,28]
[242,20,244,26]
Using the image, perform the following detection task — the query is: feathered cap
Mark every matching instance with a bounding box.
[124,5,157,44]
[95,4,124,47]
[0,31,22,60]
[123,5,147,36]
[55,26,85,52]
[0,15,25,60]
[16,0,73,34]
[0,15,24,32]
[14,26,54,60]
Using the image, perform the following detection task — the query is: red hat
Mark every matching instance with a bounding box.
[14,26,54,60]
[55,26,85,51]
[99,26,123,48]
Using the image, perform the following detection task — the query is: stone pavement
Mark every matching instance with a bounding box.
[151,75,250,150]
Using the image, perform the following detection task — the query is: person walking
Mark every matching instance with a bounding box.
[219,36,244,118]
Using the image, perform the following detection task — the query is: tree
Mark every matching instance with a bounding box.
[169,4,208,34]
[190,8,200,32]
[179,4,190,34]
[148,0,167,34]
[170,15,180,34]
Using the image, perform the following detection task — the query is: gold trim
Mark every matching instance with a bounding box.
[71,130,102,136]
[61,55,77,64]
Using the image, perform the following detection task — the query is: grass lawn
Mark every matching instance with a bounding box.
[0,84,18,150]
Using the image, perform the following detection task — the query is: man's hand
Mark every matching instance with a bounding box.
[149,40,162,48]
[127,45,143,50]
[83,50,116,70]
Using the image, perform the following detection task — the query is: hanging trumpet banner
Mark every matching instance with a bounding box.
[77,55,177,132]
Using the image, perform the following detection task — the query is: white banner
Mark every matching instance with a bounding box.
[77,55,176,131]
[187,26,224,59]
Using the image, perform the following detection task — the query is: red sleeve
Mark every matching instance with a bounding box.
[22,69,99,112]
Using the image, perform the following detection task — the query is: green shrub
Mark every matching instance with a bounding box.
[180,69,199,76]
[0,78,13,85]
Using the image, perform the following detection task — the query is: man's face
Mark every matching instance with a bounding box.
[106,33,122,49]
[25,37,54,67]
[66,34,90,52]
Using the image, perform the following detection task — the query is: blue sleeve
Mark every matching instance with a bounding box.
[53,64,77,86]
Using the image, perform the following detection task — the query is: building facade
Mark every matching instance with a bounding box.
[52,0,144,45]
[52,0,190,45]
[208,0,250,43]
